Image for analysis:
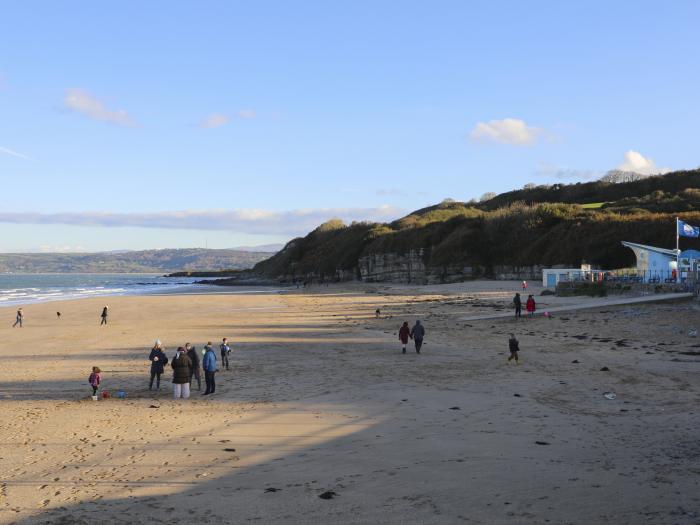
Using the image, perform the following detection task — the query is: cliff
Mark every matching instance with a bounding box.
[252,168,700,284]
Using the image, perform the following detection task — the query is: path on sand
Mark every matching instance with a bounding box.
[460,292,694,321]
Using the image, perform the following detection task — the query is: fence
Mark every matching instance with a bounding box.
[556,269,699,296]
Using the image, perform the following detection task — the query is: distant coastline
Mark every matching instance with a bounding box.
[0,248,274,274]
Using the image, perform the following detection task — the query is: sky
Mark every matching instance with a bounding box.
[1,1,699,252]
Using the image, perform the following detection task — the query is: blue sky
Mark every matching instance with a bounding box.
[1,1,699,252]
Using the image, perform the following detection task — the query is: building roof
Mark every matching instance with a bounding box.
[681,249,700,259]
[621,241,678,257]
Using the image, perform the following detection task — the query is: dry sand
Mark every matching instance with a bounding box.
[1,282,700,524]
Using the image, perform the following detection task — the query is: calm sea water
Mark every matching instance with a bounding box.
[0,273,203,306]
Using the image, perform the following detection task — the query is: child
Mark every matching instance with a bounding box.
[89,366,102,396]
[508,334,520,364]
[398,321,411,354]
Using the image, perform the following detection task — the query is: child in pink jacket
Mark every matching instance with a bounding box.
[89,366,102,396]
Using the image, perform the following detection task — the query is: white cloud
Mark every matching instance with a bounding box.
[0,146,31,160]
[470,118,542,145]
[200,113,230,128]
[64,89,135,126]
[535,162,601,181]
[0,206,403,236]
[616,150,670,176]
[236,109,257,119]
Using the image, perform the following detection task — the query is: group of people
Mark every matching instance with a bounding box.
[513,293,536,318]
[12,305,110,327]
[147,338,231,399]
[398,320,426,354]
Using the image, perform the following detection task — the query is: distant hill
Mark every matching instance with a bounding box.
[253,168,700,283]
[230,243,285,253]
[480,168,700,210]
[0,248,274,274]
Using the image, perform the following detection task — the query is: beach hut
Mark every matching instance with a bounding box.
[620,241,677,282]
[542,265,605,288]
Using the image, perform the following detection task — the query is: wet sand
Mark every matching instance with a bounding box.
[1,282,700,524]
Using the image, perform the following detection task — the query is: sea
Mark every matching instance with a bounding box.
[0,273,205,307]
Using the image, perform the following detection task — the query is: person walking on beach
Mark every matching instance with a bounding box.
[202,342,218,395]
[88,366,102,397]
[508,334,520,364]
[186,343,202,391]
[100,306,109,326]
[12,308,23,328]
[398,321,411,354]
[526,295,536,317]
[522,280,528,291]
[220,338,231,371]
[410,320,425,354]
[171,347,192,400]
[513,293,522,319]
[148,340,168,390]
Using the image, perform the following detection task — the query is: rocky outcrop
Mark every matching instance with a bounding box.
[358,250,474,284]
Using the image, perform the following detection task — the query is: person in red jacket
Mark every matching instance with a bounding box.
[398,321,411,354]
[526,295,536,317]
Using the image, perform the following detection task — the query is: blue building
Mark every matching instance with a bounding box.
[680,249,700,274]
[621,241,677,282]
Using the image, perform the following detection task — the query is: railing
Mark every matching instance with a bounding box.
[559,269,696,284]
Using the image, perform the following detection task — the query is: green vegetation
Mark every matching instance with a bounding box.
[255,169,700,281]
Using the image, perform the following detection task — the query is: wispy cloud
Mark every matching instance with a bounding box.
[375,188,407,197]
[200,109,257,128]
[64,89,136,126]
[0,146,31,160]
[236,109,256,119]
[616,150,670,175]
[0,206,404,236]
[200,113,230,128]
[535,162,601,181]
[470,118,542,145]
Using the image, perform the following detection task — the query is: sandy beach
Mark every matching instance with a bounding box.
[1,282,700,524]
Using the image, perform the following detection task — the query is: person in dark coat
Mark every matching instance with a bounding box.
[186,343,201,391]
[508,333,520,364]
[12,308,23,328]
[398,321,411,354]
[202,342,218,396]
[171,347,192,399]
[409,320,425,354]
[513,293,522,319]
[148,340,168,390]
[220,338,231,371]
[100,305,109,326]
